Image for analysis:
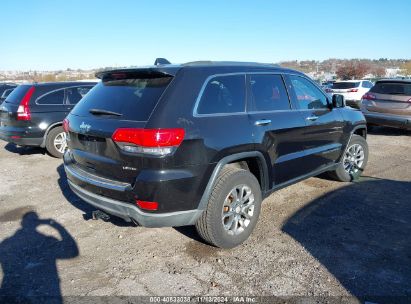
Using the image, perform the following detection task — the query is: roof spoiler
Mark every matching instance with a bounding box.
[95,69,174,80]
[154,58,171,65]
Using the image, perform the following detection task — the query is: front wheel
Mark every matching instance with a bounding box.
[45,126,67,158]
[195,167,262,248]
[328,134,369,182]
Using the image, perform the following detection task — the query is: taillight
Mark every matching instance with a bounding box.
[348,89,359,92]
[112,128,185,156]
[17,86,35,121]
[63,118,70,133]
[136,200,158,211]
[362,93,376,101]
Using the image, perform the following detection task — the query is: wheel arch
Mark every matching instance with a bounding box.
[338,124,367,162]
[353,125,367,139]
[197,151,269,211]
[40,122,63,148]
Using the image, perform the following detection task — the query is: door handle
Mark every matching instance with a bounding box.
[254,119,271,126]
[305,115,319,121]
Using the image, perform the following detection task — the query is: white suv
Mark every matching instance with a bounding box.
[326,80,373,108]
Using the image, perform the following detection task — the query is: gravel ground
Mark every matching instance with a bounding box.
[0,127,410,303]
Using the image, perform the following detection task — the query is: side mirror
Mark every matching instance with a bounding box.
[332,94,345,108]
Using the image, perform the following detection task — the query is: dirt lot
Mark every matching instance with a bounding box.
[0,127,410,302]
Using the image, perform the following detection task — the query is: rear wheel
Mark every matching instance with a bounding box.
[328,134,368,182]
[45,126,67,158]
[195,167,262,248]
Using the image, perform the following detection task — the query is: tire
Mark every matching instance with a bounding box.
[45,126,67,158]
[195,167,262,248]
[328,134,368,182]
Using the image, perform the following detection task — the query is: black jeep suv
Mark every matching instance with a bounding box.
[63,61,368,248]
[0,81,96,157]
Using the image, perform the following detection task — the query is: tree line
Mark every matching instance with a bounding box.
[280,58,411,80]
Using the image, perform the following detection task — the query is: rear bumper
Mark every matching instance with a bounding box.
[63,150,208,226]
[67,180,202,227]
[0,131,43,146]
[364,112,411,130]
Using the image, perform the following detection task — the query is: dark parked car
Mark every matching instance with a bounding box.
[0,83,18,103]
[0,81,97,157]
[63,61,368,248]
[361,79,411,130]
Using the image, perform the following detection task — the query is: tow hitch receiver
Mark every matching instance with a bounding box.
[92,210,110,221]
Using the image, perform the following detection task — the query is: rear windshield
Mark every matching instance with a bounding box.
[370,82,411,96]
[4,85,31,104]
[72,74,173,121]
[332,82,360,89]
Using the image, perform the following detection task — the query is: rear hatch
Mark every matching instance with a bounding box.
[362,81,411,116]
[0,85,34,129]
[66,70,174,184]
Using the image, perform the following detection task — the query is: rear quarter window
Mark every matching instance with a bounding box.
[36,89,65,105]
[196,74,246,115]
[71,75,172,121]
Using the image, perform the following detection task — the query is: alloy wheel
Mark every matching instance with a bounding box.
[53,132,67,154]
[343,143,365,174]
[222,184,255,235]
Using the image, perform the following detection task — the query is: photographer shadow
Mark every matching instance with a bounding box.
[0,212,78,303]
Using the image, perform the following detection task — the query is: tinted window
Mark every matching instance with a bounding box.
[66,86,93,105]
[37,89,65,105]
[197,75,245,115]
[1,88,15,99]
[4,85,31,104]
[332,82,360,89]
[0,87,9,97]
[249,74,290,111]
[289,76,329,110]
[72,75,172,121]
[370,82,411,96]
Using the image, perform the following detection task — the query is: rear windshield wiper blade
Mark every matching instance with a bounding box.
[89,109,123,117]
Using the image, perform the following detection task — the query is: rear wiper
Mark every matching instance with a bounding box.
[89,108,123,117]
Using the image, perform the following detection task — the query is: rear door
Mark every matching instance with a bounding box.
[247,73,309,186]
[364,81,411,116]
[285,74,345,173]
[66,72,174,184]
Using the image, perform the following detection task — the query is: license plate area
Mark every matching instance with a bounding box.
[78,134,106,153]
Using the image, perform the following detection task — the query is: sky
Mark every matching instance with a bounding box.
[1,0,410,70]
